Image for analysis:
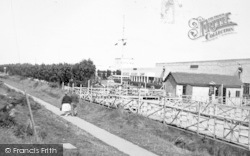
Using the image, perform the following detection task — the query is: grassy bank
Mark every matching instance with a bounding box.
[0,80,127,156]
[1,76,250,156]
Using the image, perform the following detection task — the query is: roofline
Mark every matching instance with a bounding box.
[163,72,172,82]
[168,72,242,78]
[164,72,243,87]
[156,58,250,65]
[177,83,242,88]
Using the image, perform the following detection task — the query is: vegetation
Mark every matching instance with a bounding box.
[97,69,121,79]
[0,59,96,87]
[2,76,250,156]
[0,80,126,156]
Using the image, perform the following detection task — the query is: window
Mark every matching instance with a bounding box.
[236,91,240,97]
[190,65,199,69]
[182,85,186,95]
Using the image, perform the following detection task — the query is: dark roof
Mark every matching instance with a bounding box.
[164,72,242,88]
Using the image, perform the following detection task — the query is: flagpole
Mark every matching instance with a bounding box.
[121,15,125,86]
[114,15,126,86]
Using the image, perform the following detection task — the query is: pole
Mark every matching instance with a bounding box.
[221,84,223,104]
[91,85,93,102]
[248,110,250,150]
[138,88,141,114]
[163,97,166,124]
[214,103,217,138]
[80,84,82,98]
[120,15,126,85]
[197,102,201,134]
[88,80,90,94]
[25,93,38,142]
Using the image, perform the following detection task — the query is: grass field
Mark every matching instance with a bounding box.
[0,80,127,156]
[1,75,250,156]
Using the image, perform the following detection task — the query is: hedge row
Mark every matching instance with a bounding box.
[0,59,96,87]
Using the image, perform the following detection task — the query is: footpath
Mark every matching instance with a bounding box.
[4,83,158,156]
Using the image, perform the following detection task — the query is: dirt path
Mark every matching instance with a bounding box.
[4,83,158,156]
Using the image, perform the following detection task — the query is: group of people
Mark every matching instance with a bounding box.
[60,90,79,116]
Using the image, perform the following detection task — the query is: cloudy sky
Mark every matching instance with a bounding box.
[0,0,250,69]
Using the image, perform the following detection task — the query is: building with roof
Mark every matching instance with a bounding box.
[122,58,250,97]
[164,72,243,104]
[157,58,250,96]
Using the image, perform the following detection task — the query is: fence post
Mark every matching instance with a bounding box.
[62,82,64,90]
[197,102,201,134]
[25,93,39,142]
[90,85,93,102]
[80,84,82,98]
[248,110,250,150]
[163,97,166,124]
[138,88,141,112]
[87,80,90,94]
[214,103,217,138]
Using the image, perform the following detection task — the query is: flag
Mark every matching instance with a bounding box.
[114,39,127,46]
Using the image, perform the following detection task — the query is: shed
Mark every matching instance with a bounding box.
[163,72,243,99]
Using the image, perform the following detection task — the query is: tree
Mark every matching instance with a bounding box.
[72,59,96,86]
[0,58,96,87]
[107,70,111,78]
[116,70,121,75]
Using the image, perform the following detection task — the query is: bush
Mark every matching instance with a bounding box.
[7,94,41,111]
[49,82,59,88]
[0,114,16,128]
[33,82,39,88]
[14,124,33,139]
[0,75,9,79]
[38,130,47,140]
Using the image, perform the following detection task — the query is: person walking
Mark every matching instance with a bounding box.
[61,91,72,116]
[71,91,79,116]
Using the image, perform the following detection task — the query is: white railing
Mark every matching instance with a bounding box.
[64,85,250,150]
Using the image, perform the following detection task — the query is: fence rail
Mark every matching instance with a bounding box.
[64,85,250,150]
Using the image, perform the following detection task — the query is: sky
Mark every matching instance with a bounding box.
[0,0,250,70]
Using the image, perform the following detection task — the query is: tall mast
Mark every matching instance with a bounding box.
[120,15,125,85]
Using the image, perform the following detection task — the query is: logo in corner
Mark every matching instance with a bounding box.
[188,12,237,41]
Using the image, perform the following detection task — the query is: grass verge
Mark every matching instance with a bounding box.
[0,80,127,156]
[2,76,250,156]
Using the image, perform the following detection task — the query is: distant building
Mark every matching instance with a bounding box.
[112,57,135,69]
[107,57,135,83]
[122,58,250,97]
